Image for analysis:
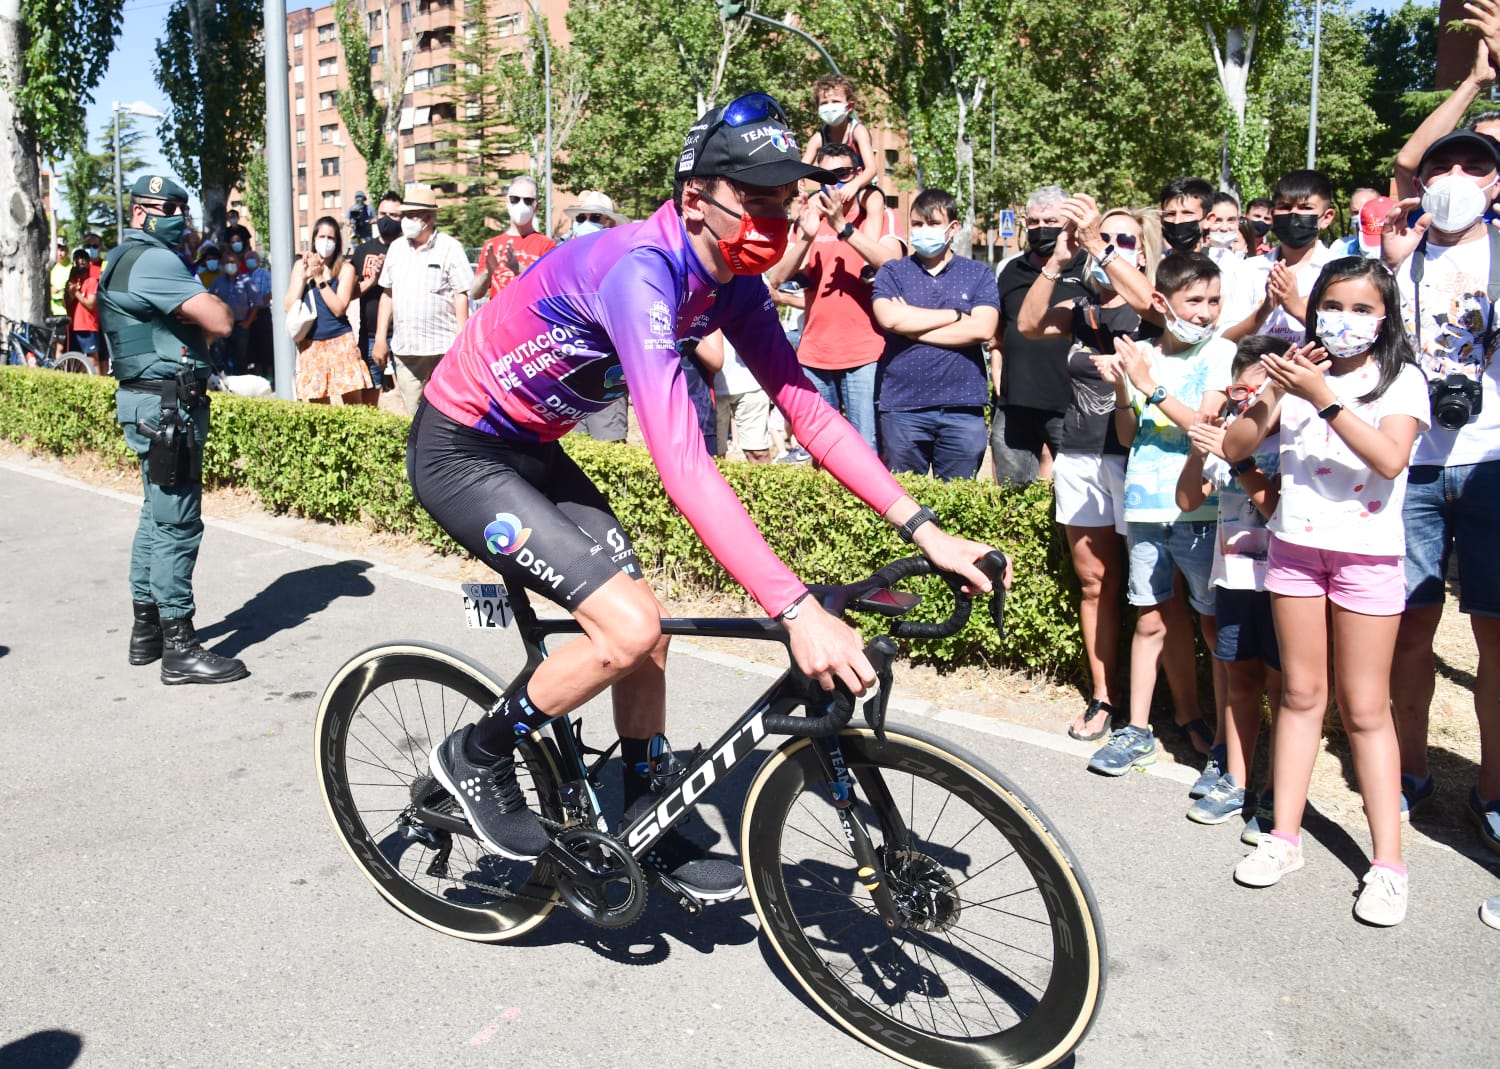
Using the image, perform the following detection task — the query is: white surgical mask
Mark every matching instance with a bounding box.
[1164,307,1214,346]
[1420,172,1496,235]
[571,220,603,239]
[910,225,951,259]
[1315,310,1384,359]
[1207,228,1237,247]
[508,200,536,227]
[314,237,336,259]
[1089,260,1113,288]
[400,217,425,241]
[223,261,238,277]
[818,103,849,126]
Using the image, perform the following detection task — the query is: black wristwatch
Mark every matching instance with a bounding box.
[838,221,855,241]
[898,506,940,544]
[1230,455,1258,476]
[1317,400,1344,421]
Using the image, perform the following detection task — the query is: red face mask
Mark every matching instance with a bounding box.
[701,190,791,275]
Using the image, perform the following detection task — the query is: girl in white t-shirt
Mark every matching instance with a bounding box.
[1222,257,1430,926]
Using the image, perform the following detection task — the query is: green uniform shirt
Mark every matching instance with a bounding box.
[99,229,213,382]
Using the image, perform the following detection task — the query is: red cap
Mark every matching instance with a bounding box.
[1358,195,1396,245]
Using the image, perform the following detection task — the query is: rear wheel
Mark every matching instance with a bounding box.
[315,642,562,942]
[741,725,1106,1069]
[51,351,95,374]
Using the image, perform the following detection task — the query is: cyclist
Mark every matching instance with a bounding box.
[411,94,1002,899]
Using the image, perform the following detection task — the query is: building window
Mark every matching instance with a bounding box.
[885,149,899,170]
[293,63,305,84]
[321,157,340,177]
[295,97,306,116]
[319,90,337,110]
[317,23,336,43]
[292,31,303,49]
[367,11,381,31]
[296,163,307,183]
[298,193,308,211]
[402,146,415,165]
[369,45,382,65]
[322,190,338,209]
[496,13,522,36]
[299,226,310,245]
[401,2,410,23]
[320,123,338,143]
[318,56,338,77]
[295,128,306,145]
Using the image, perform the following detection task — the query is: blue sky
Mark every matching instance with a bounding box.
[76,0,1413,221]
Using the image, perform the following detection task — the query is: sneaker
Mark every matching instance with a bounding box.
[1234,834,1304,888]
[1241,792,1274,846]
[1354,865,1408,927]
[622,794,744,901]
[1481,896,1500,931]
[1189,744,1227,799]
[1468,787,1500,856]
[774,446,812,464]
[1086,726,1157,776]
[1399,772,1435,822]
[429,727,551,861]
[1187,774,1245,825]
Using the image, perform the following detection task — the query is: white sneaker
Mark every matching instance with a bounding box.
[1354,865,1408,927]
[1481,896,1500,931]
[1234,834,1305,888]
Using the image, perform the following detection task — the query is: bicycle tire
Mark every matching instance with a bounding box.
[316,641,563,942]
[51,351,95,374]
[741,725,1106,1069]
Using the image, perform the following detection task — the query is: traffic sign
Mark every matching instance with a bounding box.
[999,209,1016,239]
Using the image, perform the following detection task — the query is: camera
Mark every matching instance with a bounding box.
[1429,373,1482,431]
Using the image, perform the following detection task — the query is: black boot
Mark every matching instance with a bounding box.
[160,616,249,685]
[129,601,163,666]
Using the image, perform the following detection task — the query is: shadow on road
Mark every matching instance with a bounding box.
[197,559,376,657]
[0,1030,82,1068]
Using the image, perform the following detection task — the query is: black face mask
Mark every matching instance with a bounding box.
[1270,211,1321,250]
[376,216,402,242]
[1028,226,1062,258]
[1249,218,1271,238]
[1161,219,1202,252]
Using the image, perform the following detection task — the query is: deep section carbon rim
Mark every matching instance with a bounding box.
[316,643,561,942]
[742,727,1104,1069]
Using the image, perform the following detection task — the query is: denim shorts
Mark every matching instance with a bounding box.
[1402,461,1500,617]
[1126,521,1217,615]
[1212,586,1281,670]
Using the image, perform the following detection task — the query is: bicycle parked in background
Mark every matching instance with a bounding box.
[2,314,94,375]
[316,552,1107,1069]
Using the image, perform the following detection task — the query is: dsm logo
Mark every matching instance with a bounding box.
[483,512,531,555]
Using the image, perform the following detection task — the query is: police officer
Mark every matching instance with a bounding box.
[101,174,248,685]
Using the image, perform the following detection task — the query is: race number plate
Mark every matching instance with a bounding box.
[461,583,512,629]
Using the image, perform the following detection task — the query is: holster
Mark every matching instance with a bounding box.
[136,375,202,488]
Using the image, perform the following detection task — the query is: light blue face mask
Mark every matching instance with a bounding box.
[204,259,219,272]
[571,221,603,239]
[1089,261,1112,288]
[911,224,951,259]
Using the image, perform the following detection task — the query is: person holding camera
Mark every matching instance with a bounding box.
[1382,129,1500,849]
[99,174,249,686]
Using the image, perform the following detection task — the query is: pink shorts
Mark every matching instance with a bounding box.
[1263,535,1405,616]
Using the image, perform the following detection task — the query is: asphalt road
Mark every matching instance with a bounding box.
[2,461,1496,1069]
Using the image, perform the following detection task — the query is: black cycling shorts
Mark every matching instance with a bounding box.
[407,402,641,611]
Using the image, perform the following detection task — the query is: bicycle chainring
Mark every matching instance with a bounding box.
[886,849,960,933]
[553,827,647,929]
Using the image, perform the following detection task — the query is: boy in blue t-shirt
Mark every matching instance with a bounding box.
[1087,253,1233,776]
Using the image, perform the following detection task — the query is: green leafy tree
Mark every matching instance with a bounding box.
[0,0,124,320]
[60,150,106,248]
[335,0,395,197]
[430,1,518,221]
[240,144,269,244]
[1201,0,1291,194]
[1362,1,1440,175]
[62,112,152,245]
[152,0,266,238]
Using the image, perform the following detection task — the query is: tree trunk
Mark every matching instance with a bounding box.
[1209,22,1256,192]
[0,0,49,324]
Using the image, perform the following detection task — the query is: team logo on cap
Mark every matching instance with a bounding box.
[148,176,163,194]
[483,512,531,555]
[649,300,672,336]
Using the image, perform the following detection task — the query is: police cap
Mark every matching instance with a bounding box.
[129,174,190,202]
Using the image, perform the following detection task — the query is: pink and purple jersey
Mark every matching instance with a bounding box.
[424,201,904,614]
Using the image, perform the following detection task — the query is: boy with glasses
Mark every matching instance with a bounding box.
[472,175,557,301]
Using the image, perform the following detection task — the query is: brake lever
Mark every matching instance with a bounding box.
[862,636,898,745]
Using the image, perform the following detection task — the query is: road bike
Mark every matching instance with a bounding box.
[315,552,1106,1068]
[1,314,94,375]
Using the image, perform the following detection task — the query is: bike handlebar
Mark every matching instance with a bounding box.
[882,549,1008,641]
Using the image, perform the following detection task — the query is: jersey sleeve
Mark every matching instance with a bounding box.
[138,247,213,317]
[722,282,906,517]
[594,253,810,616]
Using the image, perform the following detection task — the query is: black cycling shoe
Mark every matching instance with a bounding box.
[622,794,745,901]
[430,727,551,861]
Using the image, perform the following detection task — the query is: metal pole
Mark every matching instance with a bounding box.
[742,12,839,75]
[264,0,296,398]
[1306,0,1322,169]
[113,105,124,246]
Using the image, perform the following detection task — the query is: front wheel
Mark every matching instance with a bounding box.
[741,725,1106,1069]
[51,351,95,374]
[315,642,563,942]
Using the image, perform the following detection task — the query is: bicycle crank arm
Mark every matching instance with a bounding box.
[648,870,704,916]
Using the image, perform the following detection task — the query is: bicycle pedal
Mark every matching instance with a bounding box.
[650,871,704,916]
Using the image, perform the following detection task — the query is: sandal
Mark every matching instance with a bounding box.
[1068,699,1115,742]
[1174,716,1214,756]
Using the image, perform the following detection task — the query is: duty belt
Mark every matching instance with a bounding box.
[119,374,210,398]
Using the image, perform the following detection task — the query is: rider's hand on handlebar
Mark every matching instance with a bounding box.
[784,598,878,696]
[912,527,1010,594]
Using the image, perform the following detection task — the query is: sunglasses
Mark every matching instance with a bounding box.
[143,202,186,216]
[577,213,608,224]
[826,167,856,182]
[721,92,789,129]
[1099,231,1138,251]
[508,195,536,205]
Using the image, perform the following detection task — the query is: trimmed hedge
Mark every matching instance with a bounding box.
[0,367,1082,674]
